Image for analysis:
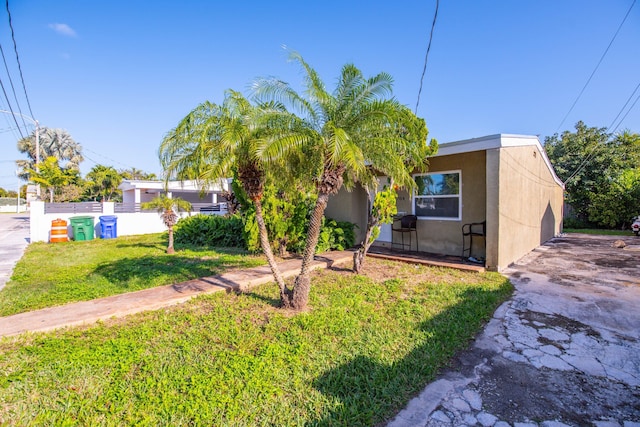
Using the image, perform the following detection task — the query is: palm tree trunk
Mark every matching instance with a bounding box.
[254,199,290,307]
[353,222,376,274]
[291,191,330,309]
[353,190,379,273]
[167,226,175,254]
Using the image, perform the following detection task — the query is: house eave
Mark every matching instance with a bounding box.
[432,134,564,189]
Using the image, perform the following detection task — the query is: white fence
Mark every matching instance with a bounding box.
[0,197,27,213]
[30,201,227,243]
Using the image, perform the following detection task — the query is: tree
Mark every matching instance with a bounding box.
[16,127,83,181]
[26,156,79,202]
[588,168,640,228]
[159,90,292,303]
[141,195,191,254]
[85,165,123,201]
[545,122,640,227]
[120,167,157,181]
[252,52,432,309]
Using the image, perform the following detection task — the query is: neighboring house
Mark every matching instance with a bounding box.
[325,134,565,272]
[30,180,232,242]
[119,179,230,210]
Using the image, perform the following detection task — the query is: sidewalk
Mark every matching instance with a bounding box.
[0,251,354,337]
[0,214,30,291]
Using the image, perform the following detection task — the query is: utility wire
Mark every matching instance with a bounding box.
[565,80,640,184]
[5,0,35,119]
[0,77,24,139]
[555,0,636,133]
[564,83,640,184]
[613,93,640,133]
[0,42,27,131]
[415,0,439,114]
[609,81,640,133]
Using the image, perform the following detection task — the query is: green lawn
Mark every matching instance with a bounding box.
[0,258,512,426]
[0,233,264,316]
[563,228,633,236]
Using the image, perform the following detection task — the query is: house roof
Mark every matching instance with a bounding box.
[433,134,564,188]
[118,179,229,193]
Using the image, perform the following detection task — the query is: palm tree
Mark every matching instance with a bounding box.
[159,90,292,304]
[142,195,191,254]
[252,52,432,309]
[16,127,83,181]
[85,164,123,201]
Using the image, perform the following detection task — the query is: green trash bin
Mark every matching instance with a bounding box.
[70,216,95,241]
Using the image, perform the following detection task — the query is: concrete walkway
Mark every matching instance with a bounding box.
[0,251,353,337]
[0,213,30,291]
[388,233,640,427]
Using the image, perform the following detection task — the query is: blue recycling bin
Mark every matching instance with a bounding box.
[99,215,118,239]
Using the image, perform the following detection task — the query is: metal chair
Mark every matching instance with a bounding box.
[462,221,486,261]
[391,215,418,252]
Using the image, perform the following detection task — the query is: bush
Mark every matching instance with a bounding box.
[316,218,356,253]
[174,214,246,248]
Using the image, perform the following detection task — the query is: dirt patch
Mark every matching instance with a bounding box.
[519,310,602,338]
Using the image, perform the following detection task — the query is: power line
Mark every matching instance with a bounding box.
[565,79,640,184]
[5,0,34,119]
[0,42,27,131]
[614,93,640,132]
[0,77,24,139]
[609,82,640,133]
[555,0,636,133]
[415,0,439,114]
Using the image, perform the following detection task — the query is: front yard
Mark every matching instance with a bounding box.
[0,243,512,426]
[0,234,264,316]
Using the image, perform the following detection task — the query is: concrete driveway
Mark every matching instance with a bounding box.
[389,233,640,427]
[0,214,30,291]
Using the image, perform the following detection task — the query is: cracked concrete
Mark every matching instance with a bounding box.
[388,233,640,427]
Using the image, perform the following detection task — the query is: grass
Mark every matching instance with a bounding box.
[0,233,264,316]
[0,258,512,426]
[563,228,633,236]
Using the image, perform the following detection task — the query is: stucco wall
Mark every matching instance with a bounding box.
[491,145,564,270]
[324,185,369,244]
[411,150,487,256]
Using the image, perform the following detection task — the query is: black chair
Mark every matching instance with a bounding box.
[391,215,418,252]
[462,221,486,261]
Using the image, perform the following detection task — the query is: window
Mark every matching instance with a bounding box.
[413,171,461,220]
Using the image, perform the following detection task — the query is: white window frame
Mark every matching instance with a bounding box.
[413,170,462,221]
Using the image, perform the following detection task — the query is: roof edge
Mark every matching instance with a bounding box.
[433,134,564,189]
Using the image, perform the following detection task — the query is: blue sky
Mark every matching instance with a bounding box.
[1,0,638,191]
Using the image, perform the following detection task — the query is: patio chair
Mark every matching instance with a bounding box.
[462,220,486,262]
[391,215,418,252]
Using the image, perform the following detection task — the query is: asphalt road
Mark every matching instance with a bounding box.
[0,213,30,290]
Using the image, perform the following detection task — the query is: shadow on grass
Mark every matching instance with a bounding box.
[311,280,513,426]
[242,291,283,308]
[112,239,250,256]
[92,254,249,288]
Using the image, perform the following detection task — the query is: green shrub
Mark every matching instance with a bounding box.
[174,214,246,248]
[233,180,315,255]
[316,218,356,253]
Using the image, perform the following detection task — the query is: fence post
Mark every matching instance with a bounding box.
[30,201,46,243]
[102,202,115,215]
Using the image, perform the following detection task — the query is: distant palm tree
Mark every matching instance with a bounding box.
[142,195,191,254]
[16,127,83,181]
[120,167,156,181]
